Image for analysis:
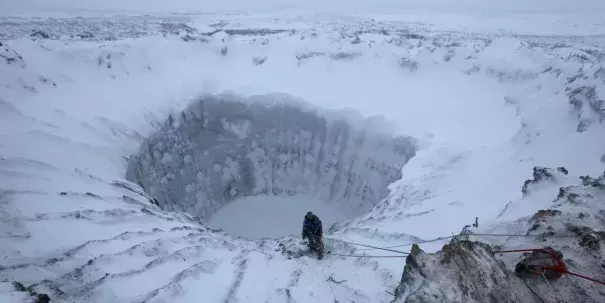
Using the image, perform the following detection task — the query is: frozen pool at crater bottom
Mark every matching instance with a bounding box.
[207,195,348,240]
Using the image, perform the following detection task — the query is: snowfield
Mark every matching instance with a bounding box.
[1,1,605,302]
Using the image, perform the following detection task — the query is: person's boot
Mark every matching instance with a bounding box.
[317,239,324,260]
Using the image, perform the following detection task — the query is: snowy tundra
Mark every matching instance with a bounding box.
[1,1,605,302]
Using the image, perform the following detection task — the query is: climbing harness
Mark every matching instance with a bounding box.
[498,247,605,286]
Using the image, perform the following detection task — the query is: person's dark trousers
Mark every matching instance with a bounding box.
[305,232,324,259]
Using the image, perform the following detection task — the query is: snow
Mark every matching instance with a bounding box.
[1,2,605,303]
[3,0,605,35]
[208,195,348,240]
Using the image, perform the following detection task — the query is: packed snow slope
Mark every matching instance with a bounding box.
[2,3,605,303]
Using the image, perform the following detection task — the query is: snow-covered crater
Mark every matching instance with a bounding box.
[3,7,605,302]
[126,93,416,222]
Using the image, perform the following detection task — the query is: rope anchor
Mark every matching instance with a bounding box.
[498,247,605,286]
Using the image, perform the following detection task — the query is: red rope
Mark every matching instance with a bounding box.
[498,247,605,286]
[565,271,605,286]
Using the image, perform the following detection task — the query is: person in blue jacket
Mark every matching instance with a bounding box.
[302,211,323,259]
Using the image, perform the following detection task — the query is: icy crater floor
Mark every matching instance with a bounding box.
[1,11,605,303]
[208,195,347,239]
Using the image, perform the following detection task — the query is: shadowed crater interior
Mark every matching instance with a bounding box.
[126,92,416,237]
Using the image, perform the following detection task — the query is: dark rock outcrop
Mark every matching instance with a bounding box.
[398,57,418,72]
[1,43,25,67]
[393,241,541,303]
[567,225,605,251]
[528,209,562,233]
[579,172,605,189]
[8,281,52,302]
[30,30,50,39]
[521,166,569,196]
[392,171,605,303]
[566,85,604,132]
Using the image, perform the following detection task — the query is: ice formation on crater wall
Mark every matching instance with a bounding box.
[127,93,416,220]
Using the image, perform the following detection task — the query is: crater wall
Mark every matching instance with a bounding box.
[126,93,416,220]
